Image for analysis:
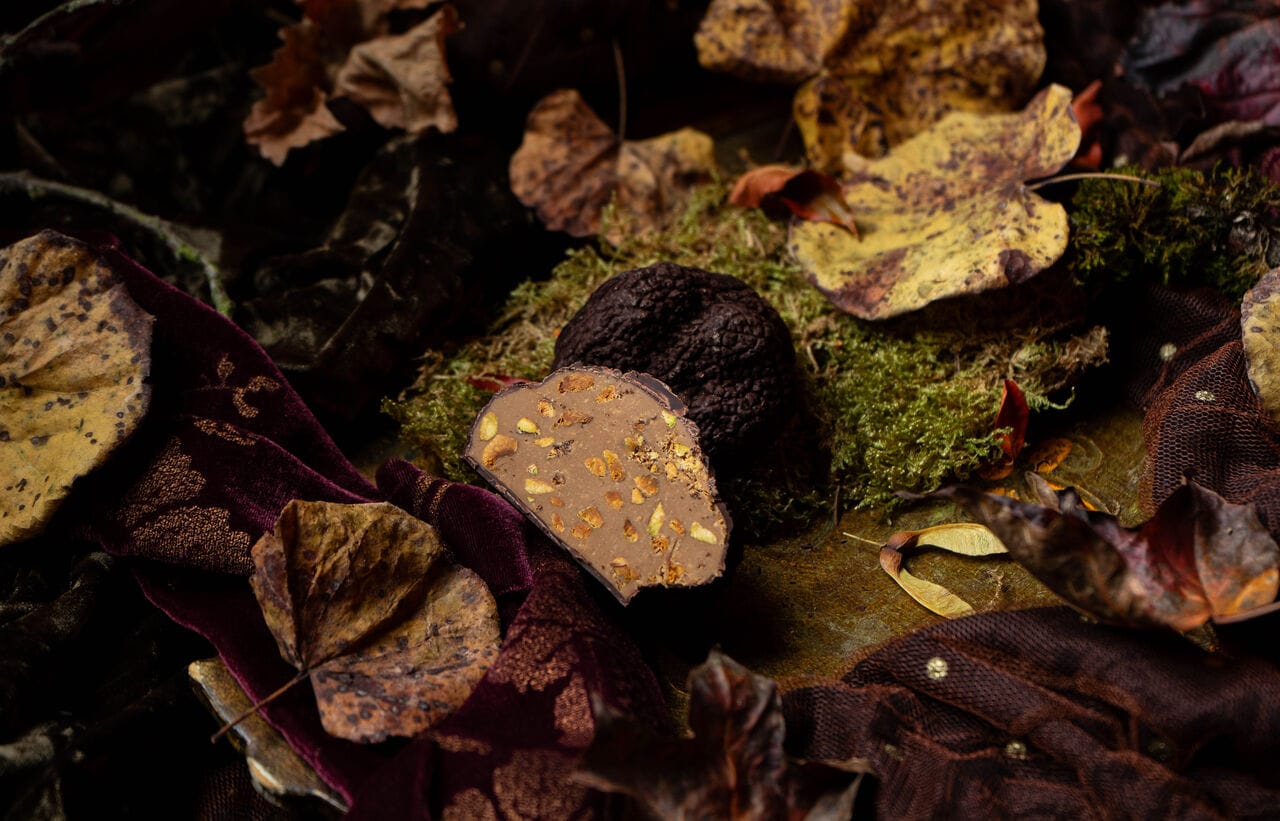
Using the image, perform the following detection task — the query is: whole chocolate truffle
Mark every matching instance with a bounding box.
[552,262,796,465]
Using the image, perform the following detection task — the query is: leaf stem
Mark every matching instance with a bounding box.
[1025,172,1161,192]
[0,171,234,315]
[209,669,308,744]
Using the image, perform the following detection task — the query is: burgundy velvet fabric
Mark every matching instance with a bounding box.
[782,607,1280,819]
[74,242,669,814]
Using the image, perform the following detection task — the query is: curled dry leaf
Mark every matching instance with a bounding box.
[576,651,866,820]
[250,500,500,743]
[937,474,1280,631]
[696,0,1045,173]
[879,523,1009,619]
[464,366,730,604]
[729,165,859,237]
[788,84,1080,320]
[976,380,1029,481]
[1242,266,1280,425]
[509,89,718,239]
[0,231,152,546]
[245,2,459,165]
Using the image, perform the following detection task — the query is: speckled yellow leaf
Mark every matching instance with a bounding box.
[879,522,1008,618]
[694,0,1044,174]
[1242,267,1280,425]
[509,89,717,241]
[0,231,152,546]
[789,84,1079,320]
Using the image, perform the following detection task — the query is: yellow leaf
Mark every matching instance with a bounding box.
[0,231,152,546]
[879,522,1008,618]
[509,90,718,241]
[1242,266,1280,425]
[789,84,1080,320]
[695,0,1045,173]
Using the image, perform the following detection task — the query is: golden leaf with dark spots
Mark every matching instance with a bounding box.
[250,500,500,743]
[789,84,1080,319]
[0,231,152,546]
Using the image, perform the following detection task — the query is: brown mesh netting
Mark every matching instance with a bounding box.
[1133,285,1280,529]
[782,608,1280,819]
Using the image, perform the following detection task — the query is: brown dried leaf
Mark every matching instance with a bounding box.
[332,5,459,134]
[938,475,1280,631]
[244,2,459,165]
[576,651,866,820]
[509,89,718,239]
[789,84,1080,320]
[0,231,152,546]
[879,523,1008,618]
[729,165,860,237]
[250,500,499,743]
[696,0,1044,173]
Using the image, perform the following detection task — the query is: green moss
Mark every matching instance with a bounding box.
[1069,165,1280,299]
[387,184,1100,531]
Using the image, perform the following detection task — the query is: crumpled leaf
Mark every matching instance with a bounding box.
[729,165,859,237]
[249,499,500,743]
[1123,0,1280,128]
[696,0,1045,173]
[937,474,1280,631]
[1242,266,1280,425]
[244,2,459,165]
[0,231,152,547]
[788,84,1080,320]
[576,651,866,820]
[879,523,1009,618]
[509,89,718,239]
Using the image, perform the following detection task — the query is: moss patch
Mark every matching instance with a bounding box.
[386,184,1105,533]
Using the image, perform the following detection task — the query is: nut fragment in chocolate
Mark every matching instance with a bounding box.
[552,262,796,466]
[465,366,730,603]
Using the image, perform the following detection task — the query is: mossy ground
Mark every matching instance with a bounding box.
[386,184,1105,535]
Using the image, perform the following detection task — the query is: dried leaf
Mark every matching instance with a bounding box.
[1242,266,1280,425]
[879,523,1008,618]
[576,651,866,820]
[0,231,152,546]
[244,2,459,165]
[332,5,459,134]
[729,165,859,237]
[788,84,1080,320]
[509,89,718,239]
[976,380,1029,481]
[938,475,1280,631]
[696,0,1044,173]
[250,500,499,743]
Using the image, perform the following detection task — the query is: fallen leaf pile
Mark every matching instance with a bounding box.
[0,231,152,547]
[245,1,459,165]
[509,89,718,240]
[250,499,499,743]
[939,474,1280,631]
[788,84,1080,319]
[577,651,866,819]
[695,0,1046,174]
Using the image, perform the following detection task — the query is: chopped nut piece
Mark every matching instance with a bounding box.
[525,478,555,494]
[690,522,718,543]
[554,408,593,427]
[516,417,541,434]
[661,411,677,429]
[551,513,565,533]
[631,489,645,504]
[610,557,629,568]
[584,457,607,477]
[478,412,499,441]
[603,450,625,481]
[535,436,555,447]
[527,464,539,475]
[605,491,624,509]
[537,400,556,417]
[571,522,593,540]
[579,506,604,528]
[651,535,670,552]
[635,475,658,496]
[669,518,686,536]
[481,435,518,467]
[665,463,679,480]
[549,496,565,507]
[558,373,595,392]
[665,562,685,584]
[647,503,666,537]
[623,520,639,541]
[596,386,617,402]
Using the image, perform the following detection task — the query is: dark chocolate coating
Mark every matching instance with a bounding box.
[552,262,796,464]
